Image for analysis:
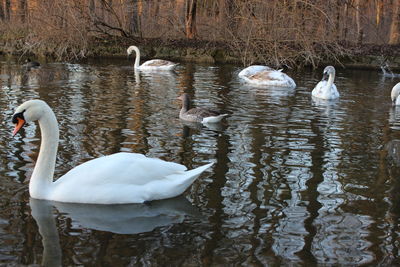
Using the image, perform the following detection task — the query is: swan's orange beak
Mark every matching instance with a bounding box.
[13,117,25,136]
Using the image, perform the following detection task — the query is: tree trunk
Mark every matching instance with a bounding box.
[18,0,27,23]
[0,0,4,21]
[389,0,400,44]
[185,0,197,39]
[343,1,348,40]
[355,0,363,45]
[128,0,141,37]
[376,0,383,25]
[5,0,10,21]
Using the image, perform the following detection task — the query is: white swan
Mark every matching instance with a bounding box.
[238,65,296,88]
[238,65,273,78]
[391,82,400,105]
[12,100,213,204]
[312,66,339,100]
[127,45,177,71]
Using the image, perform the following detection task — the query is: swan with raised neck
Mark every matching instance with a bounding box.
[311,66,339,100]
[12,100,213,204]
[127,45,177,71]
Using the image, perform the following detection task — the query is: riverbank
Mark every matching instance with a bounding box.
[69,37,400,71]
[3,35,400,71]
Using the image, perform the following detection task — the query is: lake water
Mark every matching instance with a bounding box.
[1,57,400,266]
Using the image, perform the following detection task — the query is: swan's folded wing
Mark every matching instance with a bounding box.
[238,65,272,78]
[141,59,175,67]
[54,152,187,187]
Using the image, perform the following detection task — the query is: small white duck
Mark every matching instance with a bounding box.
[238,65,296,88]
[391,82,400,105]
[12,100,213,204]
[312,66,340,100]
[127,45,177,71]
[177,93,228,124]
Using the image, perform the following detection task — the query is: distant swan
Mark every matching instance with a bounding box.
[23,58,40,69]
[312,66,339,100]
[127,45,177,71]
[238,65,296,88]
[381,63,400,78]
[178,93,228,123]
[12,100,213,204]
[391,82,400,105]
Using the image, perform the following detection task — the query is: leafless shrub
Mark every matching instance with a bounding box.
[0,0,396,66]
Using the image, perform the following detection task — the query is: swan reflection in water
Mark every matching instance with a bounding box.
[389,106,400,130]
[30,196,200,265]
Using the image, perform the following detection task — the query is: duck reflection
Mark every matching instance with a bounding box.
[385,140,400,167]
[30,196,200,266]
[181,121,225,135]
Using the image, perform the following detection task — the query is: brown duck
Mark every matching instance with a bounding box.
[178,93,228,123]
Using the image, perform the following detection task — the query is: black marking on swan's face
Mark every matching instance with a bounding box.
[322,70,329,80]
[12,110,25,124]
[12,109,27,136]
[322,66,335,80]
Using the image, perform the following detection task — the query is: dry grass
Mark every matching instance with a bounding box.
[0,0,394,67]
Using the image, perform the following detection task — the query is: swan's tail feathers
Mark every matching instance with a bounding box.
[185,162,214,178]
[149,162,213,201]
[170,162,213,189]
[202,114,228,124]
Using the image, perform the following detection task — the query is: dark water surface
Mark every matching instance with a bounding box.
[1,57,400,266]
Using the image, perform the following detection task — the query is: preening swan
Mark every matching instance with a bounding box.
[12,100,213,204]
[238,65,273,78]
[238,65,296,88]
[391,82,400,105]
[127,45,177,71]
[312,66,339,100]
[178,93,228,123]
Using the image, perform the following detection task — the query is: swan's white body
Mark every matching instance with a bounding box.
[238,65,296,88]
[238,65,273,78]
[312,66,339,100]
[12,100,213,204]
[391,82,400,105]
[127,45,177,71]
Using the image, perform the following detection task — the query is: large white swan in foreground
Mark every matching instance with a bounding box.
[127,45,177,71]
[238,65,296,88]
[312,66,339,100]
[391,82,400,105]
[12,100,213,204]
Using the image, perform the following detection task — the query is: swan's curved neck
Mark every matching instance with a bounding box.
[132,46,141,69]
[327,71,335,89]
[30,107,59,199]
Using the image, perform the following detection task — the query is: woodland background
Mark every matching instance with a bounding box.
[0,0,399,67]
